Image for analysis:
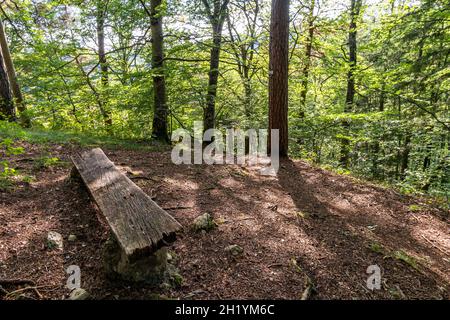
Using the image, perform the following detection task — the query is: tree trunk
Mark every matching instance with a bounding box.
[0,19,28,126]
[202,0,229,131]
[150,0,169,143]
[243,79,252,118]
[269,0,289,157]
[0,50,14,121]
[340,0,362,168]
[399,134,411,180]
[299,0,315,118]
[97,0,112,129]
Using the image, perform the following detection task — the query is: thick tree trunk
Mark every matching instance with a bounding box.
[97,0,112,129]
[0,50,14,121]
[204,28,221,131]
[0,19,28,126]
[202,0,229,131]
[150,0,169,143]
[269,0,289,157]
[340,0,362,168]
[299,0,315,118]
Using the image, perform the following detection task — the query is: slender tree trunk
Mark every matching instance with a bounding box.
[150,0,169,142]
[371,83,385,177]
[269,0,289,157]
[96,0,112,130]
[243,78,252,118]
[202,0,229,131]
[0,50,14,121]
[340,0,362,168]
[299,0,315,118]
[0,19,28,126]
[399,134,411,179]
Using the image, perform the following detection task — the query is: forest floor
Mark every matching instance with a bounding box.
[0,141,449,300]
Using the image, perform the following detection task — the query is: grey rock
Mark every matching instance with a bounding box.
[69,288,89,300]
[47,231,63,250]
[68,234,77,242]
[192,213,216,232]
[225,244,244,257]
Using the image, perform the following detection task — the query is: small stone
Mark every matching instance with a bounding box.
[69,288,89,300]
[159,282,172,290]
[192,213,216,232]
[68,234,77,242]
[47,231,63,250]
[225,244,244,257]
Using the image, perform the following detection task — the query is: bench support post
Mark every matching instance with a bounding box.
[103,234,168,283]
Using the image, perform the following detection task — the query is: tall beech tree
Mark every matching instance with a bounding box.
[201,0,230,131]
[96,0,112,129]
[340,0,362,168]
[0,18,28,126]
[269,0,289,157]
[149,0,169,142]
[298,0,316,118]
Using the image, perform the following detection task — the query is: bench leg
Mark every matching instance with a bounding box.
[102,234,168,284]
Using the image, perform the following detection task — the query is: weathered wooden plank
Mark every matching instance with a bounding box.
[71,148,182,261]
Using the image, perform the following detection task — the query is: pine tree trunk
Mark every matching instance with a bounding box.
[151,0,169,143]
[269,0,289,157]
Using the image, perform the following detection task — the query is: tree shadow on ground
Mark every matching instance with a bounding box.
[276,158,449,299]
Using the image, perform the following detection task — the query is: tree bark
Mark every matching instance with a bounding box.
[202,0,229,131]
[97,0,112,130]
[0,53,16,121]
[299,0,315,118]
[340,0,362,168]
[150,0,169,143]
[0,49,14,121]
[269,0,289,157]
[0,19,28,126]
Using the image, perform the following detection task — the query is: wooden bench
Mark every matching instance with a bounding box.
[71,148,182,282]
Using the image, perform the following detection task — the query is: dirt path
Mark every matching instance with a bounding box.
[1,143,449,299]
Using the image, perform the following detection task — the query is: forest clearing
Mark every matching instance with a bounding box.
[0,0,449,304]
[0,137,448,300]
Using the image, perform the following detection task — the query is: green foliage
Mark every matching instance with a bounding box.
[408,204,424,212]
[2,0,447,198]
[392,250,420,271]
[0,136,24,191]
[0,161,18,191]
[33,155,62,169]
[369,242,385,255]
[0,120,161,151]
